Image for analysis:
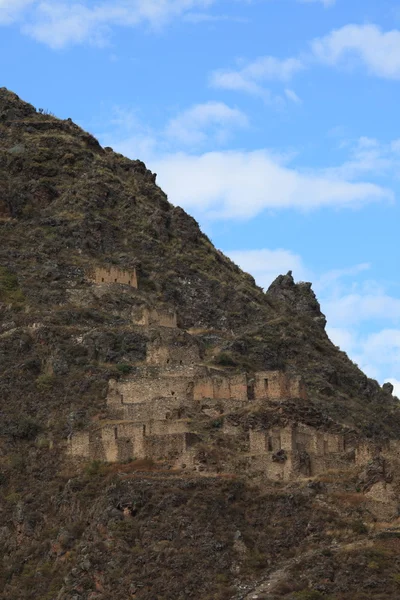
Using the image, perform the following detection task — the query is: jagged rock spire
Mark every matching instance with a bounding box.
[266,270,327,328]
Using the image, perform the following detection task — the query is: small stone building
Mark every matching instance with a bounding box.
[89,266,138,288]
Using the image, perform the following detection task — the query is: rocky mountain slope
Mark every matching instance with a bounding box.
[1,88,400,600]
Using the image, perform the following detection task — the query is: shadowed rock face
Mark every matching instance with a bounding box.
[266,271,327,329]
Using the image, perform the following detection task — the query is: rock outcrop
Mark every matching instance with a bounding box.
[266,270,327,328]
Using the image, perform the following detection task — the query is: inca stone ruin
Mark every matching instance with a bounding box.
[68,265,396,481]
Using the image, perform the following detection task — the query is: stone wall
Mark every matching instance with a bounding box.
[89,266,138,288]
[69,421,196,463]
[134,308,177,328]
[253,371,306,400]
[144,433,199,461]
[68,431,90,458]
[194,374,248,402]
[110,374,195,406]
[146,342,199,367]
[123,397,189,422]
[248,423,349,478]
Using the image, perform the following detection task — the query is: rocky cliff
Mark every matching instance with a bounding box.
[1,88,400,600]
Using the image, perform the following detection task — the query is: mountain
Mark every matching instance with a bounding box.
[1,88,400,600]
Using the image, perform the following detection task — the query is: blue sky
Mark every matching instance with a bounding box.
[1,0,400,394]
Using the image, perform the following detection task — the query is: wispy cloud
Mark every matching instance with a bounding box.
[101,104,393,220]
[209,23,400,104]
[312,24,400,80]
[164,101,248,146]
[0,0,35,24]
[224,248,309,289]
[152,150,390,219]
[284,88,302,103]
[10,0,217,48]
[323,136,400,182]
[210,55,304,100]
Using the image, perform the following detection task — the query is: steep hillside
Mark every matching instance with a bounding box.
[1,88,400,600]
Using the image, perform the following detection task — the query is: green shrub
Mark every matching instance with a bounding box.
[245,550,268,571]
[10,416,41,441]
[116,364,133,375]
[0,267,25,304]
[214,352,237,367]
[84,460,103,476]
[36,374,56,391]
[351,520,368,535]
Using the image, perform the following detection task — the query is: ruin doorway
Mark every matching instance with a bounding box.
[247,381,255,401]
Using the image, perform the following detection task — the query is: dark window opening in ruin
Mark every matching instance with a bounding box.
[101,277,104,282]
[324,440,329,454]
[264,379,269,392]
[114,427,118,440]
[247,383,255,401]
[171,391,175,396]
[128,280,131,285]
[180,360,183,365]
[115,278,118,283]
[143,425,146,435]
[268,437,273,452]
[167,359,170,364]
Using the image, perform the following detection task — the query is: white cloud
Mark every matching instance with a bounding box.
[317,263,371,291]
[0,0,34,23]
[284,88,302,103]
[100,101,249,155]
[101,104,394,222]
[18,0,215,48]
[326,327,357,353]
[312,24,400,79]
[318,135,400,188]
[210,55,305,98]
[363,329,400,364]
[225,248,308,289]
[152,150,391,219]
[165,102,248,146]
[322,288,400,387]
[323,291,400,327]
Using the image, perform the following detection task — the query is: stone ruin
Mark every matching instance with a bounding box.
[69,274,392,481]
[88,265,179,329]
[89,266,138,288]
[133,308,178,329]
[248,424,350,481]
[68,354,400,481]
[68,365,316,477]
